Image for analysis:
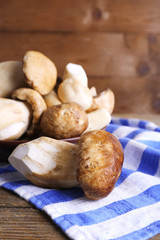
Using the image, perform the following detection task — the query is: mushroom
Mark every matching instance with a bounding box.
[58,78,92,111]
[0,98,31,140]
[77,130,124,200]
[40,102,88,139]
[89,86,97,97]
[8,130,124,200]
[87,88,115,114]
[23,51,57,95]
[43,90,61,108]
[0,61,27,98]
[63,63,88,87]
[8,136,79,188]
[12,88,47,135]
[84,108,111,133]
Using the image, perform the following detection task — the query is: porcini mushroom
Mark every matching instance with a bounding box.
[58,78,92,111]
[87,88,115,114]
[23,51,57,95]
[0,98,31,140]
[40,102,88,139]
[63,63,88,87]
[77,130,124,200]
[0,61,27,98]
[12,88,47,135]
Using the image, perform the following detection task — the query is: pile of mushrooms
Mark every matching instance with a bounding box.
[0,51,124,200]
[0,50,114,141]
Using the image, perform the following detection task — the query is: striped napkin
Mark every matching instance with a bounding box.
[0,117,160,240]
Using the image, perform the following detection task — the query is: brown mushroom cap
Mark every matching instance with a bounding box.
[77,130,124,200]
[12,88,47,135]
[23,51,57,95]
[40,102,88,139]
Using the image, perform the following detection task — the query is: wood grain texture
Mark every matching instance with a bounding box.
[0,32,157,77]
[0,32,159,113]
[0,0,160,33]
[0,188,69,240]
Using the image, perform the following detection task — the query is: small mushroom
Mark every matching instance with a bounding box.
[40,102,88,139]
[77,130,124,200]
[8,136,79,188]
[12,88,47,135]
[89,86,97,97]
[58,78,92,111]
[0,98,31,140]
[23,51,57,95]
[0,61,27,98]
[84,108,111,133]
[87,88,115,114]
[63,63,88,87]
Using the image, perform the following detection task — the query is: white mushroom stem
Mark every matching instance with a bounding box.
[63,63,88,87]
[8,137,79,188]
[43,90,61,108]
[58,78,92,111]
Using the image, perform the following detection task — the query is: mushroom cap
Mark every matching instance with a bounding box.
[12,88,47,135]
[40,102,88,139]
[23,51,57,95]
[77,130,124,200]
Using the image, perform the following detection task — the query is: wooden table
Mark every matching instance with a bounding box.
[0,114,160,240]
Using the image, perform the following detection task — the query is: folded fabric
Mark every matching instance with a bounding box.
[0,117,160,240]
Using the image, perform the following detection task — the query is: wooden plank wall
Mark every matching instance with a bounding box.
[0,0,160,114]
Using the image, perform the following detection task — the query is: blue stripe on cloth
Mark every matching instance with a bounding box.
[115,168,134,186]
[30,187,84,209]
[137,147,160,175]
[30,168,134,211]
[120,119,130,126]
[106,124,120,134]
[2,180,31,191]
[125,129,145,139]
[0,117,160,240]
[54,185,160,231]
[119,138,130,149]
[114,220,160,240]
[155,127,160,132]
[137,120,148,129]
[0,165,16,174]
[138,140,160,149]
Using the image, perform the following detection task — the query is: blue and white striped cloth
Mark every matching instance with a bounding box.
[0,117,160,240]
